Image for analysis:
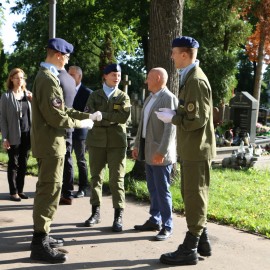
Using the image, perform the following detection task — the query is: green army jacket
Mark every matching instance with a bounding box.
[172,66,216,161]
[85,88,131,148]
[31,67,89,158]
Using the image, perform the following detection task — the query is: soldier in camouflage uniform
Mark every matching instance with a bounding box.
[84,64,131,232]
[156,36,216,266]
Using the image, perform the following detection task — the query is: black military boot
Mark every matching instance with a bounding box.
[84,205,101,227]
[30,233,67,263]
[112,208,123,232]
[30,235,64,249]
[198,227,212,256]
[160,231,199,265]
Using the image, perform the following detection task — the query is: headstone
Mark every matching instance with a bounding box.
[223,105,230,122]
[258,108,269,125]
[229,91,258,143]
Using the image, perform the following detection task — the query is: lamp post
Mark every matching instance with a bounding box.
[49,0,56,38]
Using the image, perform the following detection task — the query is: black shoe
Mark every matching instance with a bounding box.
[198,227,212,256]
[30,235,67,264]
[75,190,85,198]
[160,232,199,265]
[155,228,172,241]
[85,206,101,227]
[134,220,161,231]
[18,193,29,199]
[59,197,72,205]
[10,194,21,202]
[112,208,123,232]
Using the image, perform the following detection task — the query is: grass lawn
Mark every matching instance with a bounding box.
[0,149,269,238]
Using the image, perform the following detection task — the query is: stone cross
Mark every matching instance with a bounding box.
[122,75,131,94]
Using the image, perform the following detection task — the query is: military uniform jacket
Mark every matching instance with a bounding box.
[172,66,216,161]
[85,88,131,148]
[31,67,89,158]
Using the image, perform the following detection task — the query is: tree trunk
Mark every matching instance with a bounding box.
[253,24,266,122]
[148,0,184,97]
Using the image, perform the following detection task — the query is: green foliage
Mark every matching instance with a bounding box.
[236,49,255,95]
[1,0,266,106]
[0,50,8,93]
[183,0,253,105]
[7,0,142,90]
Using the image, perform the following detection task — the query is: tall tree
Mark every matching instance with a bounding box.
[244,0,270,120]
[8,0,142,88]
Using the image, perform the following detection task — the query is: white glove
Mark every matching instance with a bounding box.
[89,111,102,121]
[155,111,174,123]
[80,119,94,129]
[159,108,176,115]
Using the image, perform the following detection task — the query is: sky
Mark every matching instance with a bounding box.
[1,0,24,53]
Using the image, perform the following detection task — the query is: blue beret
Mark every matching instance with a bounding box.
[172,36,199,49]
[103,64,121,75]
[47,38,74,54]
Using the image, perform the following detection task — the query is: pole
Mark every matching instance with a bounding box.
[49,0,57,39]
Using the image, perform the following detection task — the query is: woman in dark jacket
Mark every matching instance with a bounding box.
[0,68,32,201]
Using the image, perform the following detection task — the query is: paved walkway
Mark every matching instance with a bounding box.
[0,167,270,270]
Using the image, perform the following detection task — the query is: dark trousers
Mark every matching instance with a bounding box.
[62,132,74,199]
[145,163,173,231]
[72,138,88,192]
[7,131,31,195]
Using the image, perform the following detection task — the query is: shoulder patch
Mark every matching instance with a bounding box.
[187,102,195,112]
[51,98,62,108]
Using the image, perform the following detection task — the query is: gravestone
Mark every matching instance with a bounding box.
[229,91,258,143]
[258,108,270,125]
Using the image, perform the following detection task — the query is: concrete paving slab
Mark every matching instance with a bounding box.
[0,167,270,270]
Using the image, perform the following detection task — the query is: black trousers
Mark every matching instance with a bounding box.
[62,132,74,199]
[72,138,89,192]
[7,131,31,195]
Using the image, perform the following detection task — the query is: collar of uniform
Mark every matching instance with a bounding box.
[103,82,117,98]
[40,62,59,78]
[179,59,199,86]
